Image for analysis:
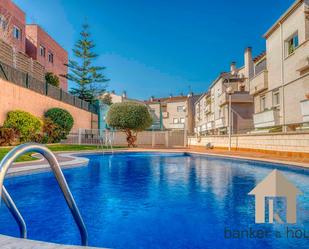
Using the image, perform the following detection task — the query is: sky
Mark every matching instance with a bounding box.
[15,0,295,100]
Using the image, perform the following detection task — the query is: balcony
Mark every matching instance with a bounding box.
[162,112,169,118]
[215,118,226,128]
[300,99,309,122]
[249,70,268,95]
[201,124,207,132]
[204,104,211,114]
[219,92,253,106]
[169,123,185,129]
[253,109,280,128]
[206,121,214,130]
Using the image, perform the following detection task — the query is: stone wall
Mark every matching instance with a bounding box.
[0,78,97,132]
[188,132,309,153]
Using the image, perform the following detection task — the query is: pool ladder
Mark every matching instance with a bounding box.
[0,143,88,246]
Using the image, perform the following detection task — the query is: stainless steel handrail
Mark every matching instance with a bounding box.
[2,186,27,238]
[0,143,88,246]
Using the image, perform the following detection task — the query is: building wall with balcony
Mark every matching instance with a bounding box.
[162,100,187,130]
[25,25,68,90]
[251,0,309,129]
[0,0,26,53]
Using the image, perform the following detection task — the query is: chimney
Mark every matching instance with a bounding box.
[169,94,173,99]
[122,91,127,98]
[244,47,254,79]
[230,62,237,75]
[150,96,154,102]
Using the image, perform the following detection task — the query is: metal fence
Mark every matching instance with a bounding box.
[63,129,187,148]
[0,61,98,114]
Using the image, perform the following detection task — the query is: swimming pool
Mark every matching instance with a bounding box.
[0,152,308,249]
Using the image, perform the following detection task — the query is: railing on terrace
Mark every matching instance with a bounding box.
[0,61,98,114]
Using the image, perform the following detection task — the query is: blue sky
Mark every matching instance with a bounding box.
[15,0,295,100]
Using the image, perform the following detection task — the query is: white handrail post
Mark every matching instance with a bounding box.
[78,128,82,145]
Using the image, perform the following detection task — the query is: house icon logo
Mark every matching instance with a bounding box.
[248,169,302,224]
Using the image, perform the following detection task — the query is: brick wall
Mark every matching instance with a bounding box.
[0,78,97,132]
[26,25,68,90]
[0,0,26,53]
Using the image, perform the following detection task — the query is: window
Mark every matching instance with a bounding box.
[286,33,299,56]
[173,118,179,124]
[177,106,184,112]
[180,118,185,124]
[0,15,7,30]
[48,52,54,63]
[13,26,21,40]
[40,45,46,57]
[273,91,280,107]
[260,95,266,111]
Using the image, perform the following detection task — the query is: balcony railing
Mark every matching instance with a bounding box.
[249,70,268,95]
[204,104,211,114]
[253,109,280,128]
[215,118,226,128]
[162,112,169,118]
[206,121,214,130]
[201,124,207,132]
[300,99,309,122]
[169,123,185,129]
[219,92,253,106]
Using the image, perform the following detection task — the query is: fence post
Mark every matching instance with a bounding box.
[165,131,169,148]
[78,128,82,145]
[45,82,48,95]
[151,131,155,148]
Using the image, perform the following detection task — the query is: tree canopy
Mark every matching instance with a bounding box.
[63,23,108,103]
[106,102,153,147]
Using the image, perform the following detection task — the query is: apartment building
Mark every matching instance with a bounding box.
[26,25,68,90]
[0,0,68,90]
[146,93,200,134]
[0,0,25,53]
[195,49,254,135]
[249,0,309,131]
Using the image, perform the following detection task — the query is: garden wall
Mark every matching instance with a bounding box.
[188,132,309,154]
[0,78,98,131]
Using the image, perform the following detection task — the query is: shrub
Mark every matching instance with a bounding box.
[3,110,42,142]
[106,102,152,147]
[45,72,60,87]
[42,118,61,143]
[0,127,19,146]
[44,108,74,140]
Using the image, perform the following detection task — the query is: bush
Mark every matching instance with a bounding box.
[42,118,61,143]
[106,102,152,147]
[45,72,60,87]
[44,108,74,140]
[3,110,42,142]
[0,127,19,146]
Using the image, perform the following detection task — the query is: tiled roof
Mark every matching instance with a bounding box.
[253,51,266,63]
[145,95,189,104]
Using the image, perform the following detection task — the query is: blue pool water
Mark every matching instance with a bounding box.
[0,152,308,249]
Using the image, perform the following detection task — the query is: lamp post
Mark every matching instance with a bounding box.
[226,86,234,151]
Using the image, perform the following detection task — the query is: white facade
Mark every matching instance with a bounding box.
[250,0,309,131]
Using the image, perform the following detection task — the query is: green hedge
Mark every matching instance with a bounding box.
[3,110,42,142]
[44,108,74,140]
